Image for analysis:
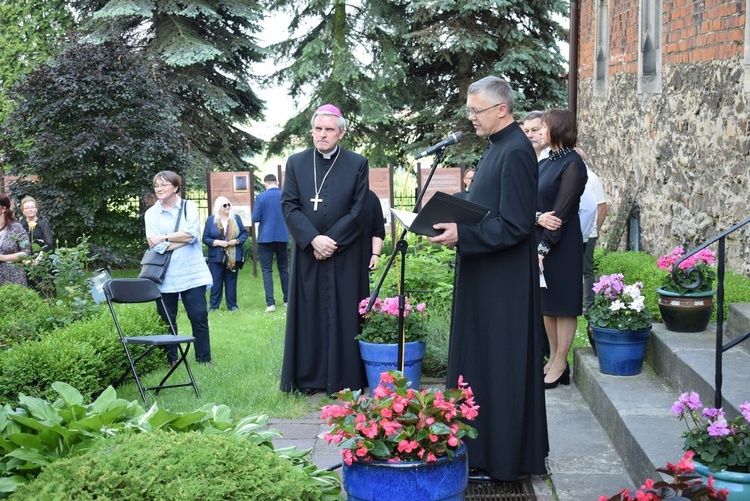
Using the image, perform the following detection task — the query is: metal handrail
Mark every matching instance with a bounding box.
[673,215,750,408]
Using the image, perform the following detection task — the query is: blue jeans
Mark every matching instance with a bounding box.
[258,242,289,306]
[157,286,212,363]
[208,262,238,310]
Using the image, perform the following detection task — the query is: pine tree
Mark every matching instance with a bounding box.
[401,0,569,164]
[69,0,267,177]
[264,0,411,167]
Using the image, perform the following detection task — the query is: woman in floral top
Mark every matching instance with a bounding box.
[0,193,29,286]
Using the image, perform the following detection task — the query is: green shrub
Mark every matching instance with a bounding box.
[595,251,750,322]
[48,304,164,386]
[10,431,325,501]
[0,337,104,402]
[0,284,56,348]
[0,383,341,499]
[0,305,164,403]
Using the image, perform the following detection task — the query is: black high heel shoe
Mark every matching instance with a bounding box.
[544,363,570,389]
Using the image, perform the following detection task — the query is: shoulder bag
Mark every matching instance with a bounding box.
[138,202,185,284]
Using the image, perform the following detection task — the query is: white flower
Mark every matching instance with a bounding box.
[623,284,643,300]
[630,296,645,312]
[610,300,625,312]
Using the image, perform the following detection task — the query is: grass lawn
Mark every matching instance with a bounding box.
[107,264,593,419]
[110,266,315,419]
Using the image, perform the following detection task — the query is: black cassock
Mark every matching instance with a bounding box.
[280,146,370,395]
[447,123,549,480]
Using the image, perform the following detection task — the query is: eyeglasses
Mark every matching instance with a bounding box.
[153,183,172,190]
[222,203,231,208]
[465,103,502,117]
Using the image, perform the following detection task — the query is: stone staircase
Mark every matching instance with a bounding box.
[562,303,750,500]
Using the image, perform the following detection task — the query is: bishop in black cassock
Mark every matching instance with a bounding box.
[280,105,369,395]
[430,77,548,481]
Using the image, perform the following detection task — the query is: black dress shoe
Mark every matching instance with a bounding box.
[297,387,320,396]
[544,363,571,389]
[468,468,494,483]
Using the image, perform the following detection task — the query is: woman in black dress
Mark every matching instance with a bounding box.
[535,109,588,389]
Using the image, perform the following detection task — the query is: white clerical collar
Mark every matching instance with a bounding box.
[316,145,339,159]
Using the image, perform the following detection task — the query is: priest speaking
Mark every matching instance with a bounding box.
[429,76,549,481]
[280,104,370,396]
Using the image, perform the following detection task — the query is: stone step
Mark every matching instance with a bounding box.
[727,303,750,355]
[575,321,750,492]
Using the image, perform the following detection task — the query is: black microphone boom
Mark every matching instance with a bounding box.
[415,131,464,159]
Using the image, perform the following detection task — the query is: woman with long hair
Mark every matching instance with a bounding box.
[0,193,29,286]
[202,196,248,312]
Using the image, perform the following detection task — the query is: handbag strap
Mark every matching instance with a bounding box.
[173,199,186,233]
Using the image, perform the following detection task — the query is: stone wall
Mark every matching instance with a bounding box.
[575,0,750,275]
[577,58,750,273]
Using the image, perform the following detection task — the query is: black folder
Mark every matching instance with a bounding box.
[390,191,490,237]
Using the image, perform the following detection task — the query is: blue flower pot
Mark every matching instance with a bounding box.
[590,325,651,376]
[343,444,468,501]
[358,341,425,390]
[694,460,750,500]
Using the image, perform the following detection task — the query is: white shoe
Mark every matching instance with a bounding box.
[265,305,276,313]
[284,302,287,308]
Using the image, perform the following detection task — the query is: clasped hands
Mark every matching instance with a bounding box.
[312,235,337,260]
[538,211,562,231]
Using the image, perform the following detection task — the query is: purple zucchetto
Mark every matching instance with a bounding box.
[315,103,342,117]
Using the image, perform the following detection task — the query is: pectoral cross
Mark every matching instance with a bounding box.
[310,195,323,211]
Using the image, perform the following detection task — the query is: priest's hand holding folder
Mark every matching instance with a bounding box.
[389,191,490,248]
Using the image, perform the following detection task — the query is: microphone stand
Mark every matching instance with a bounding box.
[366,148,448,372]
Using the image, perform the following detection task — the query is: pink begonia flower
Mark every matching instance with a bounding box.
[448,435,459,447]
[397,439,418,453]
[676,450,695,471]
[355,413,367,423]
[342,448,355,466]
[380,419,402,435]
[429,434,438,443]
[416,302,427,312]
[379,371,396,384]
[323,431,344,444]
[380,407,393,419]
[461,402,480,420]
[355,420,380,439]
[320,404,350,420]
[373,385,391,398]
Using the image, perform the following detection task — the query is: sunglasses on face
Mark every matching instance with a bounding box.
[222,203,231,208]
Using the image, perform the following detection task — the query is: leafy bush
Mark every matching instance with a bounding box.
[0,284,55,348]
[0,383,341,499]
[47,304,164,386]
[0,305,163,403]
[0,336,105,402]
[11,432,325,501]
[380,240,457,311]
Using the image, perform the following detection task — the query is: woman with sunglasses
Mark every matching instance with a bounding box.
[202,196,248,312]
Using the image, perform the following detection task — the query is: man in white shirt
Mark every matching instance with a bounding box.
[576,147,608,309]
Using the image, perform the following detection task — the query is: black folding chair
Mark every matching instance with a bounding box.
[103,278,200,403]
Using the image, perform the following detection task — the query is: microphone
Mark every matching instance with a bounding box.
[415,131,464,159]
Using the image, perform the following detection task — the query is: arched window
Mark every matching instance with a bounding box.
[638,0,662,94]
[594,0,610,96]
